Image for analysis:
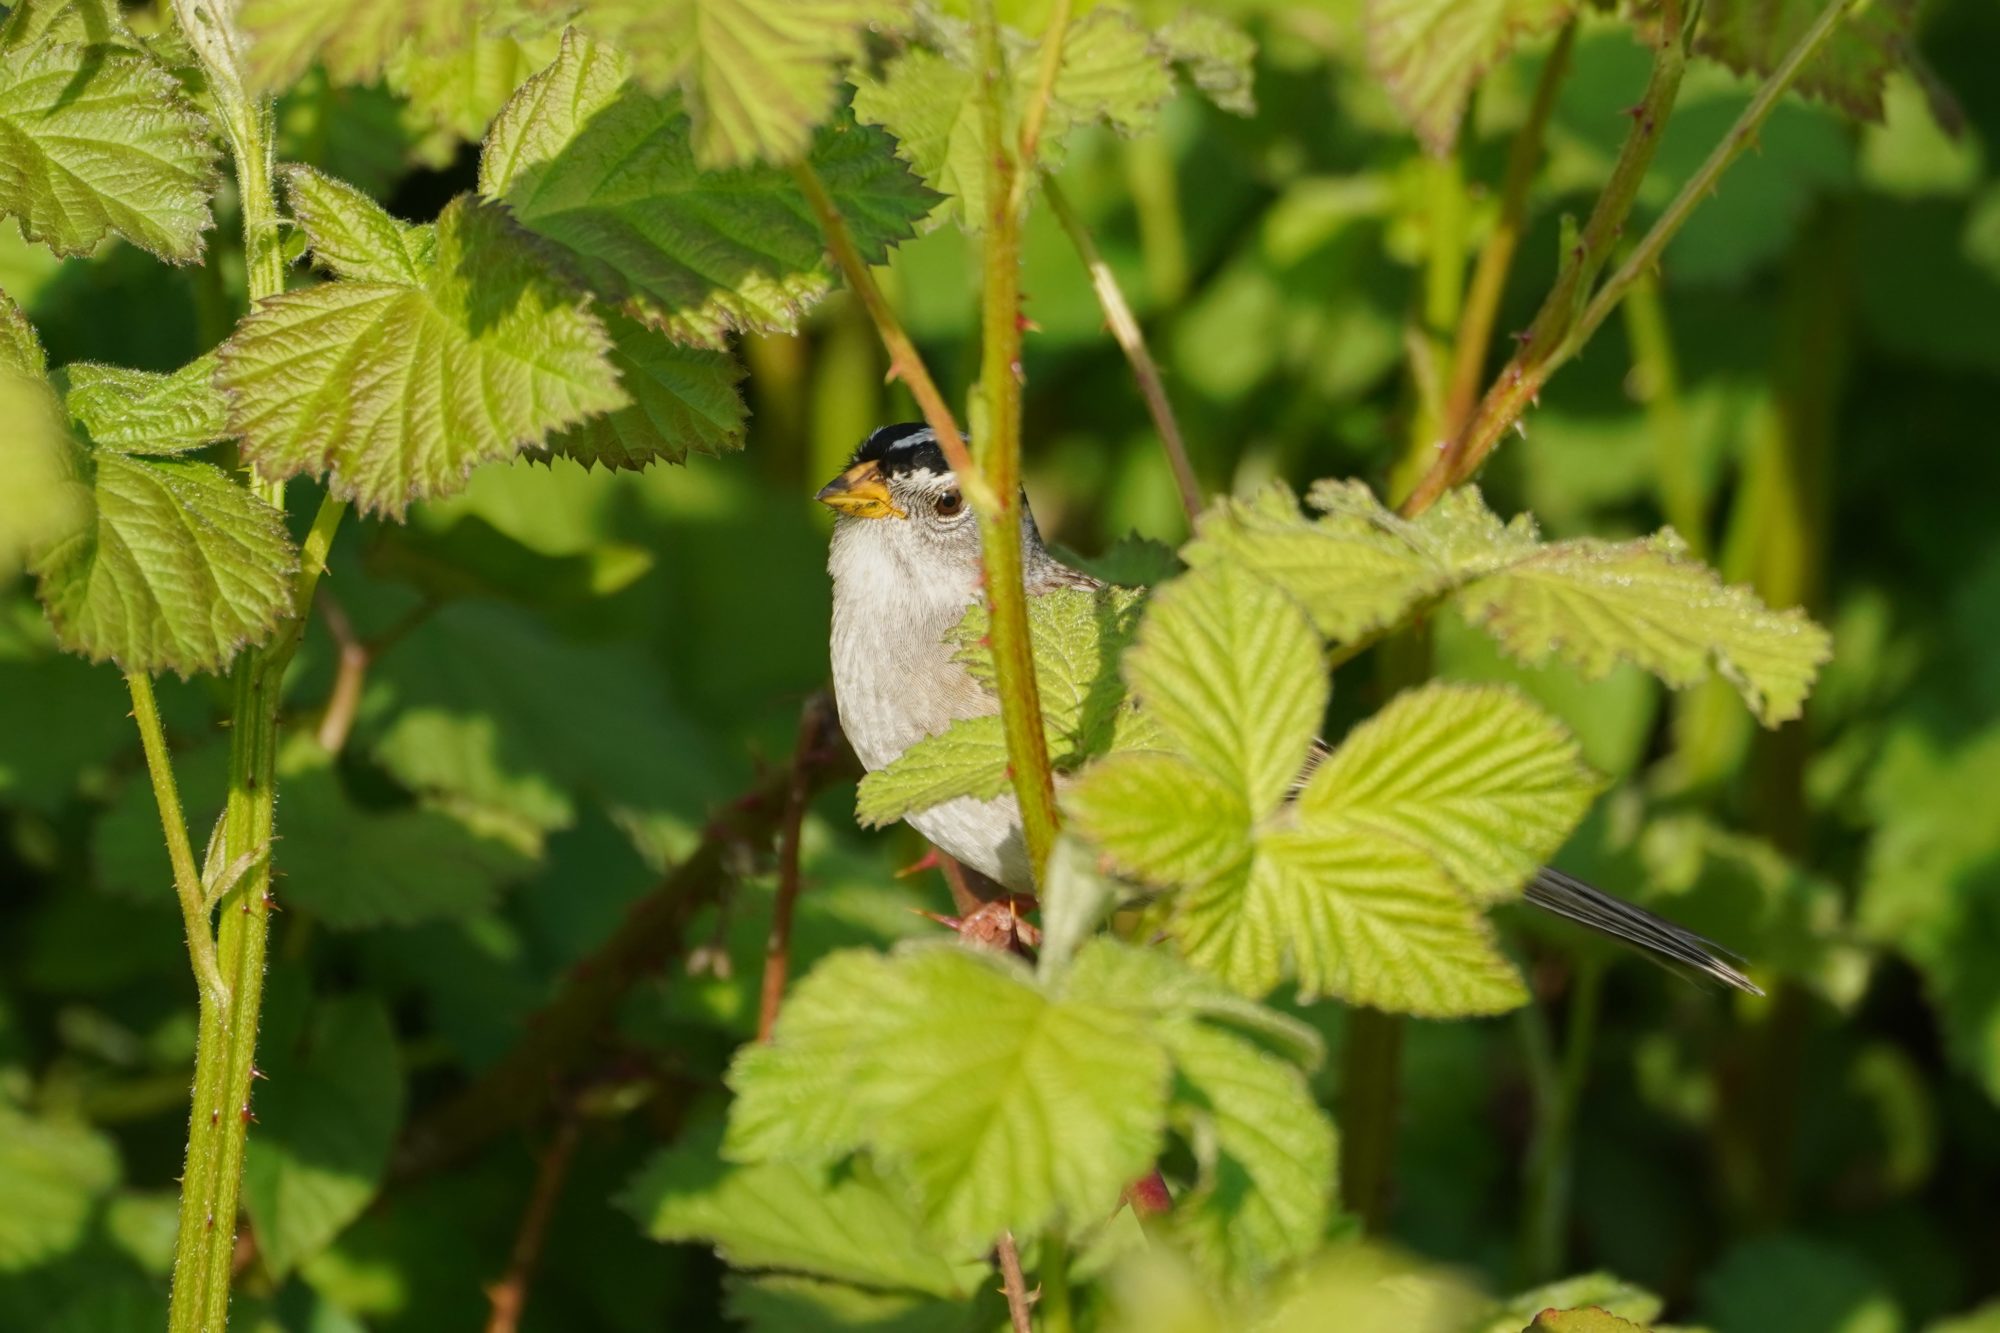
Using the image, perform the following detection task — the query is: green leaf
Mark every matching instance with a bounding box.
[586,0,913,169]
[1296,683,1602,902]
[243,991,404,1276]
[1479,1275,1664,1333]
[540,310,748,470]
[482,30,938,345]
[1698,0,1915,122]
[384,16,565,149]
[1124,563,1325,815]
[725,1275,987,1333]
[1154,1019,1335,1286]
[1059,937,1326,1069]
[622,1124,981,1298]
[1455,528,1831,726]
[1157,10,1258,116]
[0,32,218,261]
[1365,0,1577,154]
[0,0,138,50]
[1698,1235,1901,1333]
[0,297,88,579]
[727,944,1170,1247]
[1066,752,1252,888]
[0,1106,118,1271]
[60,354,227,455]
[32,451,298,675]
[855,714,1010,827]
[236,0,476,92]
[219,193,627,517]
[283,165,434,284]
[851,5,1172,228]
[1526,1311,1652,1333]
[950,583,1147,751]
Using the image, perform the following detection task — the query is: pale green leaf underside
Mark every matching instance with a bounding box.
[587,0,913,169]
[483,30,939,345]
[220,193,627,517]
[32,452,298,676]
[542,309,747,470]
[1365,0,1577,154]
[624,1133,979,1298]
[0,35,218,261]
[241,996,404,1276]
[1190,480,1830,726]
[1298,681,1601,902]
[727,945,1169,1247]
[61,354,226,455]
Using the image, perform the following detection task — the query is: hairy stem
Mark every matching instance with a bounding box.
[792,162,993,512]
[126,671,228,1007]
[1403,0,1859,515]
[975,0,1062,881]
[1044,175,1202,525]
[1441,19,1577,440]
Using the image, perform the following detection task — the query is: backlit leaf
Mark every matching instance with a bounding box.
[482,30,938,345]
[219,193,627,517]
[0,32,218,261]
[284,165,433,285]
[1698,0,1916,122]
[1066,752,1252,888]
[1297,683,1601,901]
[236,0,477,92]
[1526,1310,1652,1333]
[950,583,1146,749]
[60,354,226,455]
[1366,0,1577,154]
[541,311,747,471]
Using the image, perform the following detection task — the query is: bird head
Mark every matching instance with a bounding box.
[817,424,985,584]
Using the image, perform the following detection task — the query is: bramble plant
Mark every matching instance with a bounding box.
[0,0,1990,1330]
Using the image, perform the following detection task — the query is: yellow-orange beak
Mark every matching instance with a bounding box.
[815,460,905,519]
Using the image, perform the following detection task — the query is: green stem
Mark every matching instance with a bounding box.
[1039,1229,1076,1333]
[1337,1006,1404,1232]
[126,671,228,1007]
[1517,959,1602,1283]
[974,0,1062,881]
[1043,174,1202,525]
[1390,149,1467,504]
[1621,255,1705,557]
[1404,0,1861,516]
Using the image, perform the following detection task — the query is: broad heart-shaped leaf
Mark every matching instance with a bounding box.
[851,6,1172,228]
[0,32,218,261]
[236,0,476,92]
[726,944,1171,1248]
[1297,682,1602,902]
[219,193,627,517]
[242,989,404,1277]
[32,452,298,676]
[59,354,227,455]
[482,30,939,345]
[1698,0,1915,122]
[582,0,913,169]
[1124,563,1326,815]
[0,1104,118,1272]
[621,1121,983,1299]
[540,310,748,470]
[1365,0,1577,155]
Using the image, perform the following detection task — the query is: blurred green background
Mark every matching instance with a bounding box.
[5,1,2000,1329]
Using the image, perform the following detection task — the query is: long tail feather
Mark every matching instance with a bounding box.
[1524,867,1763,996]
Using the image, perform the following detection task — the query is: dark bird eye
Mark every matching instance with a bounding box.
[934,490,963,518]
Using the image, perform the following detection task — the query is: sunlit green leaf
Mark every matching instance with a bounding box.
[284,165,434,285]
[385,16,564,149]
[482,29,938,345]
[236,0,476,92]
[1067,752,1252,888]
[1366,0,1577,154]
[1157,10,1257,115]
[0,1106,118,1272]
[220,193,626,517]
[0,31,218,261]
[60,354,226,455]
[1526,1309,1651,1333]
[1479,1274,1664,1333]
[855,714,1010,827]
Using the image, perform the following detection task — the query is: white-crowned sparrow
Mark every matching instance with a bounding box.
[820,423,1758,993]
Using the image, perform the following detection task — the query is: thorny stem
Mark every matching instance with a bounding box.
[996,1233,1035,1333]
[483,1115,583,1333]
[1043,174,1203,526]
[976,0,1063,882]
[757,694,837,1042]
[1441,19,1578,440]
[1402,0,1860,516]
[125,671,228,1007]
[792,161,994,513]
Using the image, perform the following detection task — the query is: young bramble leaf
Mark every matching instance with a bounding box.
[951,584,1146,748]
[727,944,1170,1248]
[32,453,298,676]
[1698,0,1915,123]
[219,193,627,517]
[284,165,434,284]
[236,0,477,93]
[242,992,404,1276]
[623,1124,982,1299]
[1525,1310,1653,1333]
[1066,752,1253,889]
[60,354,227,456]
[1296,683,1602,902]
[385,17,565,150]
[583,0,914,169]
[482,30,938,346]
[1365,0,1577,155]
[1124,563,1325,816]
[855,715,1010,827]
[541,311,747,471]
[0,32,218,261]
